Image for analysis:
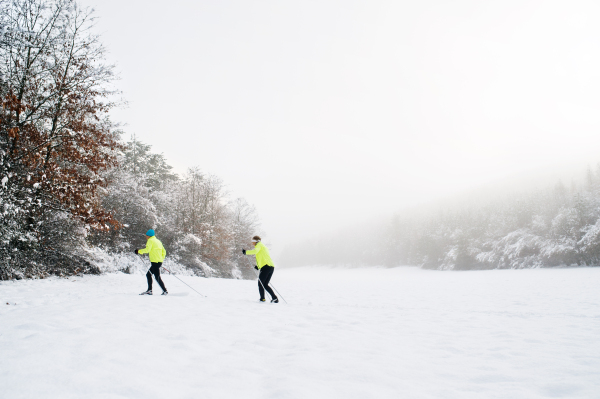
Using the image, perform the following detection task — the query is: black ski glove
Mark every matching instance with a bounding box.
[242,249,246,255]
[134,249,139,254]
[254,265,258,270]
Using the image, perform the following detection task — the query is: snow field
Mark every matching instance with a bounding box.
[1,266,599,399]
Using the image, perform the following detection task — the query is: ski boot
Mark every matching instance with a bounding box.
[140,289,152,295]
[271,298,279,303]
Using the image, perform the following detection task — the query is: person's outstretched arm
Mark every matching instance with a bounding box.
[138,240,153,255]
[245,244,261,256]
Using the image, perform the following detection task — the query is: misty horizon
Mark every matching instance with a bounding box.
[74,0,600,261]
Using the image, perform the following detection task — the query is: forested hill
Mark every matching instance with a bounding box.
[282,166,600,270]
[0,0,258,280]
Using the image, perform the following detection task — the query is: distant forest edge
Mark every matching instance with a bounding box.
[0,0,258,280]
[282,166,600,270]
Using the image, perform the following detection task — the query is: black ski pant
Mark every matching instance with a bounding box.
[258,266,277,300]
[146,262,167,292]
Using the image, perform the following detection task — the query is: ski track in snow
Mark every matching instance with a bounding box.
[1,266,599,399]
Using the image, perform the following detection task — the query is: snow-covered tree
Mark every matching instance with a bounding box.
[0,0,119,279]
[94,139,261,279]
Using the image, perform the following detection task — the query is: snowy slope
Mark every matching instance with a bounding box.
[1,267,599,399]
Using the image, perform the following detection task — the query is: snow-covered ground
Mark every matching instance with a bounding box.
[1,266,599,399]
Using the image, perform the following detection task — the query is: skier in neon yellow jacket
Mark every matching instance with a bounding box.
[243,236,278,303]
[136,229,168,295]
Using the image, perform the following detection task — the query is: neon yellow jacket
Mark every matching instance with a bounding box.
[139,236,166,263]
[245,242,274,269]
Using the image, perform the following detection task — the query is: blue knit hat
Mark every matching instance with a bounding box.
[146,229,155,237]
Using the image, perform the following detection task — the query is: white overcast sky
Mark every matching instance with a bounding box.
[82,0,600,255]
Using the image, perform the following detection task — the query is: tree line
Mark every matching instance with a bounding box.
[282,166,600,270]
[0,0,258,280]
[91,138,259,279]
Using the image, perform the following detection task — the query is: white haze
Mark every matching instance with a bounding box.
[81,0,600,257]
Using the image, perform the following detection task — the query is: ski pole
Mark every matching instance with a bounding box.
[135,254,153,275]
[244,256,270,297]
[137,255,205,297]
[267,280,287,304]
[255,268,269,297]
[246,258,287,304]
[160,265,206,297]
